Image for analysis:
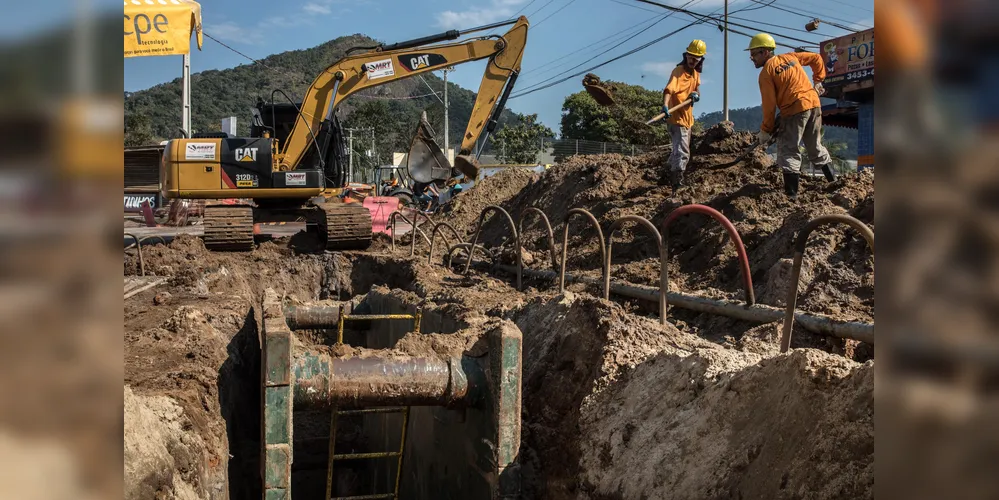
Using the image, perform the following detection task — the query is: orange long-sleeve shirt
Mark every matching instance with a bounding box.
[758,52,826,133]
[663,65,701,129]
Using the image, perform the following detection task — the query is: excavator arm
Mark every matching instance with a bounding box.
[277,16,529,179]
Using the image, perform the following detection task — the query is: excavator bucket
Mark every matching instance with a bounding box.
[406,112,453,184]
[582,73,616,106]
[453,154,480,180]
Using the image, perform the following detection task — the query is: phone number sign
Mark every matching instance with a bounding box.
[820,28,874,88]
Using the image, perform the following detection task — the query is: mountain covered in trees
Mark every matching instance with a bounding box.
[124,33,524,162]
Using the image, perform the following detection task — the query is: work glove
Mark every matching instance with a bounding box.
[689,91,700,103]
[757,130,772,144]
[814,82,826,96]
[661,105,671,119]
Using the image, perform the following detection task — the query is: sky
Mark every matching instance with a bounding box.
[122,0,873,132]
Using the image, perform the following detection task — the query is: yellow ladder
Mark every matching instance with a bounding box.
[325,308,422,500]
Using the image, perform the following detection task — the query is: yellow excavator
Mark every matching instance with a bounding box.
[160,17,529,251]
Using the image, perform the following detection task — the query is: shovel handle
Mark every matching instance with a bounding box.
[646,99,694,125]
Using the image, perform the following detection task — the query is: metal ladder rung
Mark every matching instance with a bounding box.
[342,314,417,321]
[332,451,403,460]
[337,407,406,416]
[327,309,420,500]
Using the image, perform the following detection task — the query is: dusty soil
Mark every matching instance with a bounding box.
[506,292,872,500]
[437,123,874,360]
[123,123,873,499]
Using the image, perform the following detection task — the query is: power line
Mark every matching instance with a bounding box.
[355,92,441,100]
[775,0,873,22]
[747,0,870,31]
[510,19,707,99]
[483,0,539,37]
[727,14,838,38]
[515,0,702,94]
[514,14,675,93]
[608,0,659,13]
[521,13,668,80]
[203,31,284,74]
[633,0,825,47]
[418,75,444,103]
[534,0,581,27]
[525,0,559,18]
[518,11,676,88]
[793,0,873,14]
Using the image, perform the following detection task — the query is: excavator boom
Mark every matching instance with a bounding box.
[158,18,529,253]
[278,16,530,178]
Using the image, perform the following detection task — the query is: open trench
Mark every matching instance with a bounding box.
[123,240,873,499]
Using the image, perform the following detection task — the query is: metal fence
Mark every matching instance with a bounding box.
[486,137,656,165]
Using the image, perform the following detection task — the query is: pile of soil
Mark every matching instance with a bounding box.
[437,167,539,235]
[122,122,874,498]
[440,123,874,359]
[508,292,872,499]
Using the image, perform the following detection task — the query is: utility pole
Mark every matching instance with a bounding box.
[443,66,453,159]
[723,0,729,123]
[348,128,353,183]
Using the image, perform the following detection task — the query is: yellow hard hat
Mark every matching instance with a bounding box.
[686,39,707,57]
[746,33,776,51]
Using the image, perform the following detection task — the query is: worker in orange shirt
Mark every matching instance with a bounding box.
[747,33,835,200]
[661,39,705,192]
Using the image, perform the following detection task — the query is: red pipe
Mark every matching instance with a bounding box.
[663,204,755,310]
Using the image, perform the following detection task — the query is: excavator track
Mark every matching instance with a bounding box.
[318,203,372,250]
[203,205,255,251]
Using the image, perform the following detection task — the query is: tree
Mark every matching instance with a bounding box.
[125,112,154,147]
[490,114,553,164]
[560,80,689,147]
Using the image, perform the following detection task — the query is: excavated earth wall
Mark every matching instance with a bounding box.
[123,124,873,498]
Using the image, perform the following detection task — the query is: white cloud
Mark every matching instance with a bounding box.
[303,3,332,15]
[436,8,512,29]
[264,16,301,28]
[641,62,677,79]
[435,0,529,29]
[205,21,264,45]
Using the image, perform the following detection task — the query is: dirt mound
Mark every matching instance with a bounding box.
[126,235,342,303]
[511,292,871,499]
[124,290,259,500]
[438,167,539,234]
[456,124,873,358]
[579,349,872,499]
[512,292,720,499]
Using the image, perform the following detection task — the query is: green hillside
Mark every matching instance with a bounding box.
[124,34,524,161]
[697,106,858,157]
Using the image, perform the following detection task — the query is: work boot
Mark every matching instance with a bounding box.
[782,172,800,201]
[671,169,683,187]
[820,163,837,182]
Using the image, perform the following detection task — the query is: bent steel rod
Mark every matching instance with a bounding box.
[388,211,432,254]
[456,257,874,344]
[780,214,875,352]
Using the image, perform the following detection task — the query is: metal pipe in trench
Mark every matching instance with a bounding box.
[459,258,874,345]
[293,352,469,410]
[283,303,352,330]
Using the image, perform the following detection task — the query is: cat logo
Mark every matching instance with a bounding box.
[398,53,448,72]
[235,147,258,162]
[409,54,431,70]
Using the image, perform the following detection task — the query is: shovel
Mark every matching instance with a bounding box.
[582,73,617,106]
[645,99,694,125]
[734,119,782,164]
